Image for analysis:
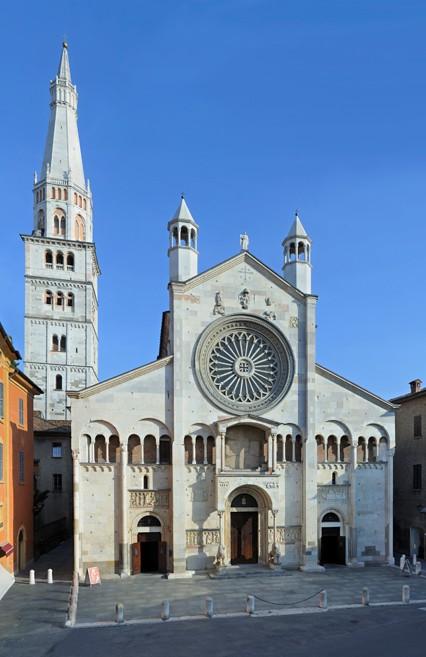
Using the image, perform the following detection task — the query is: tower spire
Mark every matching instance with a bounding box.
[282,211,312,294]
[40,42,85,189]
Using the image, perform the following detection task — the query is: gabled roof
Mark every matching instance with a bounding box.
[170,251,312,301]
[68,355,173,400]
[316,363,397,411]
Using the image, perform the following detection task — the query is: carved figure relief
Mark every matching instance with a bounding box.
[213,291,225,316]
[239,288,250,309]
[129,490,169,508]
[289,316,299,328]
[186,529,220,547]
[267,525,301,545]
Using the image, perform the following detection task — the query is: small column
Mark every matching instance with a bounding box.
[221,431,226,470]
[140,438,144,465]
[291,436,296,463]
[272,432,278,470]
[191,436,196,465]
[282,437,286,463]
[203,437,208,465]
[336,436,341,463]
[267,432,273,470]
[106,438,110,464]
[324,437,328,463]
[120,444,130,576]
[156,437,160,465]
[215,434,222,473]
[72,449,81,577]
[89,439,94,463]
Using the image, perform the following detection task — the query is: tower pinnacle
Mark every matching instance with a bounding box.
[282,211,312,294]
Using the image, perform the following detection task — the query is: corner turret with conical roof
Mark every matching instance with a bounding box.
[282,211,312,294]
[168,195,199,282]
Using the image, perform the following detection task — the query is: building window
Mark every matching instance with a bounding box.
[45,290,53,305]
[18,451,24,483]
[414,416,422,438]
[0,382,3,418]
[60,335,66,352]
[45,250,53,268]
[56,252,64,269]
[52,334,59,352]
[67,292,74,308]
[67,253,74,271]
[413,464,422,490]
[55,374,63,391]
[52,442,62,458]
[18,399,24,426]
[53,473,62,492]
[56,292,64,307]
[0,442,3,480]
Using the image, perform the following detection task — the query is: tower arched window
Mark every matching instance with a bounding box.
[56,252,64,269]
[57,188,62,200]
[67,292,74,308]
[74,192,77,204]
[78,195,82,208]
[45,290,53,305]
[60,335,66,352]
[60,217,66,236]
[45,250,53,268]
[37,209,45,233]
[53,216,60,235]
[289,242,296,261]
[172,227,178,247]
[52,334,59,352]
[56,292,64,307]
[64,189,68,201]
[298,242,306,260]
[51,187,56,199]
[83,198,87,210]
[180,226,189,246]
[55,374,63,390]
[190,229,196,249]
[66,253,74,271]
[74,215,85,241]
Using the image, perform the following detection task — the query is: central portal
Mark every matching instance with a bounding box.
[230,493,259,564]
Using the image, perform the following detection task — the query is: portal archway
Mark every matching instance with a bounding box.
[320,512,346,565]
[131,515,166,574]
[225,486,272,566]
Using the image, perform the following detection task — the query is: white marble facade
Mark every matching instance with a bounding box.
[70,200,395,577]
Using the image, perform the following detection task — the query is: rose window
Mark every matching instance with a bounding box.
[195,316,294,414]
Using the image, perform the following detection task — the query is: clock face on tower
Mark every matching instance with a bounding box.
[194,315,294,415]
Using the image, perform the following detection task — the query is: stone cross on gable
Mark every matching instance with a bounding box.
[238,264,253,282]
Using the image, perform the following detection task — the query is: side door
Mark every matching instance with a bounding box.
[131,542,141,574]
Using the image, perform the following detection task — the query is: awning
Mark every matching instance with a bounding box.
[0,542,14,557]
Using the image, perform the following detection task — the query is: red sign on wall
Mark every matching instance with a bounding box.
[85,566,101,586]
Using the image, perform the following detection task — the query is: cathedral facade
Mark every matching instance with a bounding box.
[70,194,396,576]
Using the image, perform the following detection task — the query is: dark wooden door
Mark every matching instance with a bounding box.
[131,542,141,574]
[158,541,167,573]
[231,512,258,564]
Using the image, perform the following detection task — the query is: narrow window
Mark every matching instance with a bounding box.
[51,187,56,199]
[55,374,63,390]
[67,293,74,308]
[60,335,66,352]
[56,252,64,269]
[60,217,66,236]
[74,192,77,204]
[143,474,149,489]
[56,292,64,307]
[45,290,53,305]
[180,226,189,246]
[413,464,422,490]
[53,473,62,492]
[64,189,68,201]
[57,188,62,200]
[332,471,337,485]
[414,415,422,438]
[18,451,24,483]
[52,442,62,458]
[52,334,59,352]
[67,253,74,271]
[53,216,59,235]
[45,250,53,267]
[83,198,87,210]
[0,383,3,418]
[79,195,82,207]
[18,399,24,426]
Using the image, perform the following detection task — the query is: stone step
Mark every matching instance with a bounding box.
[209,566,288,579]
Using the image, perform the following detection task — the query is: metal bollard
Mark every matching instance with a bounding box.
[29,570,35,585]
[246,595,255,615]
[402,585,410,604]
[361,587,370,606]
[47,569,53,584]
[319,590,328,609]
[161,599,170,621]
[115,603,124,623]
[413,554,417,567]
[205,597,214,618]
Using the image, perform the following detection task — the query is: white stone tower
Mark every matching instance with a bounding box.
[282,212,312,294]
[168,195,198,282]
[22,43,99,420]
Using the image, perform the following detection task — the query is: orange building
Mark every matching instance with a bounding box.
[0,323,41,586]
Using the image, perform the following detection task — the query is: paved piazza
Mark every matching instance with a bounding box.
[75,566,426,623]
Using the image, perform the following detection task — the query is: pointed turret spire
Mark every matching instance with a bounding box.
[172,195,196,224]
[40,42,85,189]
[282,210,312,294]
[58,42,72,81]
[286,211,308,239]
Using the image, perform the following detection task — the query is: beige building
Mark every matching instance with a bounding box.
[69,201,396,578]
[391,379,426,558]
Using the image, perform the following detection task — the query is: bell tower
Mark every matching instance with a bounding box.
[168,195,198,282]
[22,43,100,419]
[282,212,312,294]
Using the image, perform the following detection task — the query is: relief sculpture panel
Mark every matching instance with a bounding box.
[129,490,169,508]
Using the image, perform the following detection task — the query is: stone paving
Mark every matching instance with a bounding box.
[76,565,426,624]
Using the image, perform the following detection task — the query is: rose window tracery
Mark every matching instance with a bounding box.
[194,316,294,414]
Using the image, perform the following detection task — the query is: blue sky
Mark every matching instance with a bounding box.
[0,0,425,399]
